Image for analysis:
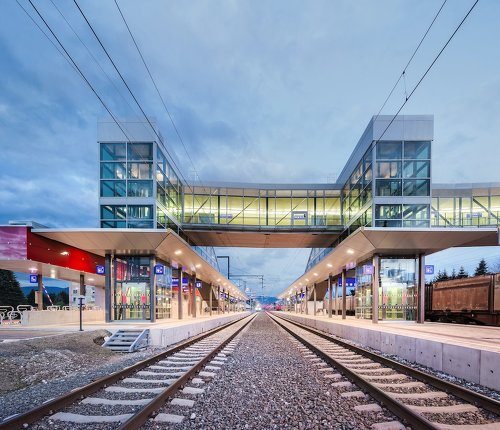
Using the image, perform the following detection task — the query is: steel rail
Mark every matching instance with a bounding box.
[269,312,443,430]
[118,313,256,429]
[0,314,252,430]
[271,312,500,416]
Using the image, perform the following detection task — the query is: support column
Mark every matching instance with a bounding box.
[217,286,221,315]
[313,284,317,315]
[192,275,197,318]
[341,269,347,320]
[305,286,309,315]
[417,254,425,324]
[228,293,231,313]
[334,277,339,316]
[37,272,43,310]
[104,254,112,322]
[328,275,333,318]
[295,293,298,313]
[149,256,156,323]
[372,254,380,324]
[209,283,213,316]
[178,271,183,320]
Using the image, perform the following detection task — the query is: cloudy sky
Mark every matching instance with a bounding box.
[1,0,499,296]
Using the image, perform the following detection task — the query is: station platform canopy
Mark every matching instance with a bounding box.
[279,227,499,298]
[0,226,247,300]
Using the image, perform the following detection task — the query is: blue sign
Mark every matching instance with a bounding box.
[425,265,435,275]
[29,274,38,284]
[96,265,105,275]
[172,278,179,287]
[154,264,164,275]
[195,281,202,288]
[362,265,374,275]
[338,277,356,287]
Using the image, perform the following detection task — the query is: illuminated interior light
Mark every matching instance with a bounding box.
[195,264,201,269]
[60,251,69,256]
[327,263,333,268]
[347,249,354,254]
[174,250,182,255]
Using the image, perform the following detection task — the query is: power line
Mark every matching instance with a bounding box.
[15,0,77,75]
[25,0,134,145]
[72,0,190,191]
[373,0,479,144]
[48,0,143,124]
[73,0,216,233]
[374,0,447,122]
[113,0,199,184]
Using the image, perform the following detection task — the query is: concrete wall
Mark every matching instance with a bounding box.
[277,312,500,392]
[21,309,105,326]
[149,312,250,347]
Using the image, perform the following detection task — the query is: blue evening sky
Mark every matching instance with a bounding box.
[0,0,499,296]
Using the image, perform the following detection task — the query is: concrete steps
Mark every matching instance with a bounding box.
[103,329,149,352]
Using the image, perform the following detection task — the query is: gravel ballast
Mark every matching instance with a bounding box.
[0,330,165,420]
[156,312,398,430]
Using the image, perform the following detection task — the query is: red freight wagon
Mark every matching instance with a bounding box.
[426,274,500,326]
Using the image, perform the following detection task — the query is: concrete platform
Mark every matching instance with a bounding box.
[275,312,500,391]
[0,312,249,347]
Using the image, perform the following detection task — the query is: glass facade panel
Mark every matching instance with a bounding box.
[377,141,402,159]
[100,180,126,197]
[127,142,153,160]
[376,179,402,196]
[128,180,153,197]
[403,179,430,196]
[100,142,126,161]
[376,204,401,220]
[404,141,430,159]
[403,160,430,178]
[101,162,126,180]
[376,161,401,178]
[113,256,151,321]
[128,205,153,219]
[379,258,417,320]
[128,162,153,179]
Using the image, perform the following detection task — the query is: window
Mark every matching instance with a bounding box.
[127,220,154,228]
[404,141,430,159]
[101,205,126,220]
[100,162,126,179]
[100,180,126,197]
[100,143,126,161]
[128,162,152,179]
[127,142,153,160]
[375,219,402,227]
[403,204,429,220]
[128,205,153,219]
[403,160,430,178]
[375,204,401,220]
[127,180,153,197]
[377,161,401,178]
[403,179,430,196]
[377,141,402,159]
[376,179,402,196]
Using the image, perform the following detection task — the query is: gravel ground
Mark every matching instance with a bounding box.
[0,330,166,420]
[277,313,500,401]
[157,313,398,430]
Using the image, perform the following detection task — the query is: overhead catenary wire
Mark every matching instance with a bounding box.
[25,0,135,148]
[73,0,219,232]
[373,0,448,122]
[48,0,145,128]
[373,0,479,144]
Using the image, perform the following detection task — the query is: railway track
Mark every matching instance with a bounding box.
[269,312,500,430]
[0,313,255,430]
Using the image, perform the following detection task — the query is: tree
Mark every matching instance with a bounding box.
[0,269,26,308]
[434,270,449,283]
[474,258,489,276]
[450,268,457,280]
[456,266,468,279]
